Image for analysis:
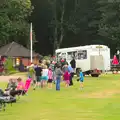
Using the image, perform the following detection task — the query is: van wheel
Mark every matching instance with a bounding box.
[91,74,99,77]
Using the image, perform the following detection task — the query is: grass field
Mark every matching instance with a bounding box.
[0,74,120,120]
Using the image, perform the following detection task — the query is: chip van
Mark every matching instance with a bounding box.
[55,45,110,77]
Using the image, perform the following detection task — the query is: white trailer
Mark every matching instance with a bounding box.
[55,45,110,77]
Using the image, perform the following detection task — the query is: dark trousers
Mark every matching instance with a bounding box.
[56,76,61,91]
[69,73,74,86]
[10,90,25,97]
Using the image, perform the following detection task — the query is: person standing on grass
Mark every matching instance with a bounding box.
[34,64,42,90]
[41,65,48,88]
[62,64,68,73]
[63,71,70,87]
[62,64,69,83]
[70,57,76,73]
[48,67,53,89]
[55,64,63,91]
[68,64,74,86]
[49,61,56,83]
[79,69,84,89]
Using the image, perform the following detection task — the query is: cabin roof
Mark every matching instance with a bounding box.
[0,42,38,57]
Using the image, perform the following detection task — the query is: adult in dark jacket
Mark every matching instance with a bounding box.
[34,64,42,89]
[70,58,76,73]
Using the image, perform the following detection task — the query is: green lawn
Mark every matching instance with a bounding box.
[0,74,120,120]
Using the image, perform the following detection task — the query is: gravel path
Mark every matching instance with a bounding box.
[0,73,27,82]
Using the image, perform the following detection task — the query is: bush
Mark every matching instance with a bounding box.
[4,57,16,74]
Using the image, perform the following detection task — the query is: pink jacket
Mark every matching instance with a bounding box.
[17,81,25,90]
[64,72,70,81]
[48,70,53,79]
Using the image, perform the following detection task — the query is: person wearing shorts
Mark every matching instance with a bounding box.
[48,79,52,83]
[34,64,42,90]
[41,65,48,88]
[36,76,42,82]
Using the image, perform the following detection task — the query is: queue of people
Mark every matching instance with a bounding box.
[28,58,84,91]
[1,57,84,95]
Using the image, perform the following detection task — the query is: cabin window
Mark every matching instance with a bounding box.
[78,50,87,60]
[67,51,77,60]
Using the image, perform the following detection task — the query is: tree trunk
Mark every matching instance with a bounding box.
[57,0,65,49]
[53,0,58,54]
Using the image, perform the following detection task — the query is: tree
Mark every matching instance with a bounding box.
[48,0,102,53]
[98,0,120,54]
[31,0,116,55]
[67,0,101,43]
[48,0,67,52]
[0,0,36,47]
[4,57,15,74]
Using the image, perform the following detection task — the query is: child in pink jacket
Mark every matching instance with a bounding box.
[17,78,25,90]
[48,68,53,89]
[63,71,70,87]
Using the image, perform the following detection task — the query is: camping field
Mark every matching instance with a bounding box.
[0,74,120,120]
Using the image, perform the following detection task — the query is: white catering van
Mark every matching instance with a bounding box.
[55,45,110,77]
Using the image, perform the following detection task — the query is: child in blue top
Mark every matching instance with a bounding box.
[79,69,84,89]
